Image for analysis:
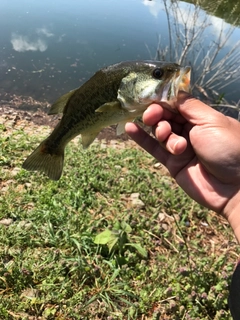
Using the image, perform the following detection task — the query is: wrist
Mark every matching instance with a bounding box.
[223,189,240,243]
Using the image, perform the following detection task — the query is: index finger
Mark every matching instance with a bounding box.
[143,103,186,127]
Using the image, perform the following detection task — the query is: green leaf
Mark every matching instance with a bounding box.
[94,229,112,245]
[110,268,121,281]
[121,221,132,233]
[215,283,223,292]
[107,235,119,252]
[126,243,148,258]
[43,307,57,317]
[113,221,121,230]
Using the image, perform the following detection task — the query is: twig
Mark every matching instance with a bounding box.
[154,1,240,106]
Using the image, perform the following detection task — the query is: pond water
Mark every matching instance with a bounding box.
[0,0,240,112]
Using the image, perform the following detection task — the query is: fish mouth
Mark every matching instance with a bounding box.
[161,66,191,102]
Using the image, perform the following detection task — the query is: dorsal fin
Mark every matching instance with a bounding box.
[48,89,77,115]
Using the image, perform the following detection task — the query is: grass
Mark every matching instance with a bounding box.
[0,118,239,319]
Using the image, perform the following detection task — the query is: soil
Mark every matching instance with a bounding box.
[0,98,170,177]
[0,99,137,144]
[0,92,156,153]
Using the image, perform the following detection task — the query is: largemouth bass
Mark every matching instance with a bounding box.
[22,60,191,180]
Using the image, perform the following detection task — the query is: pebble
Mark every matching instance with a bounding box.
[153,162,162,169]
[21,288,39,299]
[11,167,21,177]
[158,212,166,222]
[17,220,32,230]
[130,193,145,208]
[0,218,13,226]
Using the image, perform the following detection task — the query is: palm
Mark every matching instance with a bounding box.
[175,121,240,212]
[125,101,240,214]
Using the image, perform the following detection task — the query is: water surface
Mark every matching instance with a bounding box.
[0,0,239,109]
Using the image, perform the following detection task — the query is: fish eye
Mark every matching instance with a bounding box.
[152,68,164,79]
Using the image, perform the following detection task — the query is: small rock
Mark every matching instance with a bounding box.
[158,212,165,222]
[161,223,169,231]
[17,220,32,230]
[153,162,162,169]
[130,193,140,200]
[25,183,32,188]
[131,199,145,208]
[130,193,145,208]
[11,167,21,177]
[21,288,39,299]
[0,218,13,226]
[1,186,9,193]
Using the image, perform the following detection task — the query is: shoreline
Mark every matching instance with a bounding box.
[0,103,134,145]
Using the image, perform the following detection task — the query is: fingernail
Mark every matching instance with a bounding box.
[170,137,186,155]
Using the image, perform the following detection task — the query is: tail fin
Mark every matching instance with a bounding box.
[22,140,64,181]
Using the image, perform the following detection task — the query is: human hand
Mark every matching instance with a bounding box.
[125,92,240,241]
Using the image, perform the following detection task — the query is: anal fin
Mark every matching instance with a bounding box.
[116,122,127,135]
[116,116,136,136]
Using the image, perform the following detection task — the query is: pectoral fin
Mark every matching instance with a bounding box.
[81,132,100,149]
[48,89,78,115]
[95,101,122,113]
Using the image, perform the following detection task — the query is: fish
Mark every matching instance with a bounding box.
[22,60,191,180]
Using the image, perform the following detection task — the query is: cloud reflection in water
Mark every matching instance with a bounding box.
[11,27,54,52]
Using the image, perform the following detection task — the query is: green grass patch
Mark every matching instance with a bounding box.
[0,123,239,319]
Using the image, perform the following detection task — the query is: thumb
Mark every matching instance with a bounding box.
[176,92,225,125]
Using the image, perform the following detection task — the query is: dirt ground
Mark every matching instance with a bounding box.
[0,101,141,150]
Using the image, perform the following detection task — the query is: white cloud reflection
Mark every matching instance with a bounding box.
[11,34,47,52]
[142,0,163,18]
[36,27,54,38]
[11,27,54,52]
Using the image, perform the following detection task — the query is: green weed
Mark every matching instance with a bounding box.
[0,123,239,319]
